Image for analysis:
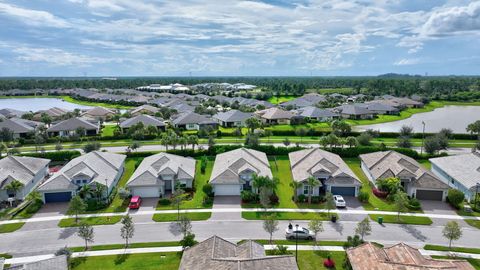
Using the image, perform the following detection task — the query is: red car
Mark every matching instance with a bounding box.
[129,196,142,209]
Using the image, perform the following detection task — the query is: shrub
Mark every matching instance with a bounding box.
[202,184,214,197]
[200,156,208,174]
[203,197,213,207]
[20,150,81,162]
[269,193,279,204]
[372,188,388,198]
[358,191,370,203]
[376,177,401,194]
[241,190,258,203]
[118,188,131,200]
[311,196,322,204]
[297,194,307,203]
[25,200,42,214]
[158,198,171,206]
[447,189,465,209]
[408,198,421,210]
[323,256,336,268]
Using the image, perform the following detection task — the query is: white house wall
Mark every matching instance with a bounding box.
[431,163,474,201]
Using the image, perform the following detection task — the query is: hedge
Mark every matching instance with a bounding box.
[19,150,81,161]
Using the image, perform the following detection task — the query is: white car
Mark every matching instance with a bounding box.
[333,195,346,208]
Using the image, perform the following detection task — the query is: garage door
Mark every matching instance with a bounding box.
[214,185,241,196]
[331,186,356,197]
[132,187,160,198]
[44,192,72,203]
[416,190,443,201]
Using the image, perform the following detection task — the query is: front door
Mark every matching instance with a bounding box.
[165,180,172,191]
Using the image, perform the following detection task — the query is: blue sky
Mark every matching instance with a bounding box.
[0,0,479,76]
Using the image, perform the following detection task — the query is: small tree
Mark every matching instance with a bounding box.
[306,177,320,204]
[77,222,94,250]
[0,142,7,157]
[424,136,441,155]
[467,120,480,139]
[356,133,372,146]
[447,189,465,209]
[55,141,63,151]
[283,138,291,147]
[120,214,135,247]
[129,141,140,152]
[355,217,372,241]
[295,127,307,143]
[4,180,24,201]
[308,219,324,246]
[397,136,412,148]
[290,181,301,203]
[245,117,260,134]
[67,195,86,223]
[83,141,101,153]
[394,192,409,221]
[442,221,462,250]
[264,129,273,143]
[325,192,336,218]
[171,188,187,220]
[259,188,271,210]
[180,233,197,250]
[26,190,42,203]
[178,215,192,238]
[346,136,357,148]
[263,215,279,244]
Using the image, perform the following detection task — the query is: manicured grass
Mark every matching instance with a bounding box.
[417,159,432,170]
[70,252,182,270]
[60,95,134,109]
[369,214,433,225]
[267,95,298,104]
[242,211,336,221]
[0,222,25,233]
[270,156,297,208]
[465,220,480,229]
[297,250,347,270]
[70,241,181,252]
[0,253,12,259]
[13,200,43,219]
[101,125,117,137]
[152,212,211,222]
[58,216,123,227]
[424,244,480,254]
[251,239,346,246]
[156,157,214,210]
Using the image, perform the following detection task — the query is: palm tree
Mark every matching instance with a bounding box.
[79,185,93,199]
[5,180,24,201]
[290,181,301,203]
[160,133,169,151]
[187,135,198,151]
[306,177,320,204]
[26,191,42,203]
[0,142,7,157]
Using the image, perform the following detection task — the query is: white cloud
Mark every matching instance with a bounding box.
[394,58,420,65]
[13,47,115,66]
[0,2,69,28]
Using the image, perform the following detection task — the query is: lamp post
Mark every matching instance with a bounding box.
[295,224,299,261]
[420,121,426,155]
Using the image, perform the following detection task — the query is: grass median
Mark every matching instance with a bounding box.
[369,214,432,225]
[242,211,336,221]
[70,241,181,252]
[70,252,181,270]
[424,244,480,254]
[152,212,211,222]
[58,216,123,228]
[0,222,25,233]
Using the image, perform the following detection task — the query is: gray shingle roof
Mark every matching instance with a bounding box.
[213,110,252,123]
[38,151,126,191]
[6,255,68,270]
[172,112,216,126]
[255,107,295,120]
[119,115,165,128]
[82,107,115,117]
[0,156,50,188]
[130,104,159,115]
[35,107,70,118]
[289,148,360,185]
[430,151,480,190]
[47,117,98,132]
[210,148,272,184]
[0,108,27,118]
[0,118,39,134]
[336,104,374,115]
[294,106,339,118]
[127,153,195,187]
[179,236,298,270]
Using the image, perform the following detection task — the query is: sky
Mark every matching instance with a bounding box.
[0,0,479,77]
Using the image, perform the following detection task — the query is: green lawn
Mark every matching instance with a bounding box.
[465,220,480,229]
[13,200,43,219]
[70,241,181,252]
[424,244,480,254]
[0,222,25,233]
[369,214,433,225]
[70,252,181,270]
[101,125,117,137]
[0,253,12,259]
[156,157,214,210]
[60,96,134,109]
[297,250,347,270]
[270,156,297,208]
[242,211,336,221]
[267,95,298,104]
[152,212,211,222]
[251,239,346,246]
[58,216,123,227]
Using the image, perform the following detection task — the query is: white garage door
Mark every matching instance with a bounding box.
[132,186,160,198]
[214,184,241,196]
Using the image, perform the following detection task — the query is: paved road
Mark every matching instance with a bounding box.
[2,219,480,257]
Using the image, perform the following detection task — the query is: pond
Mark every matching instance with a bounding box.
[355,105,480,134]
[0,98,93,112]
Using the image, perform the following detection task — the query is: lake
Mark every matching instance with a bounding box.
[355,105,480,133]
[0,98,93,112]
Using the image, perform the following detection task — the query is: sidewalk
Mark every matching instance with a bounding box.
[4,245,480,265]
[1,207,479,225]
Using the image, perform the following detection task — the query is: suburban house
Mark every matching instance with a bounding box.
[33,107,70,121]
[130,104,159,116]
[279,93,326,109]
[179,236,298,270]
[47,117,99,137]
[37,151,126,203]
[171,111,217,130]
[81,107,116,120]
[212,110,253,127]
[209,148,272,196]
[346,242,474,270]
[255,107,295,125]
[360,151,450,201]
[293,106,339,122]
[0,108,26,118]
[430,151,480,201]
[358,102,399,115]
[334,104,376,119]
[289,148,362,197]
[126,153,195,198]
[0,118,43,138]
[0,156,50,202]
[119,115,165,132]
[0,255,68,270]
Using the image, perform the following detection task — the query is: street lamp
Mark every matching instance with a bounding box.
[295,224,299,261]
[420,121,426,155]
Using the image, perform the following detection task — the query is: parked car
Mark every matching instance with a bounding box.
[333,195,346,208]
[285,226,315,240]
[129,196,142,209]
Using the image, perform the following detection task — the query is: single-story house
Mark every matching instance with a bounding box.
[209,148,272,196]
[0,108,27,118]
[179,236,298,270]
[334,104,375,120]
[293,106,339,122]
[289,148,362,197]
[346,242,474,270]
[33,107,71,121]
[430,151,480,201]
[212,110,253,127]
[38,151,126,203]
[255,107,295,125]
[390,97,424,108]
[171,112,217,130]
[81,107,116,120]
[0,118,43,138]
[360,151,450,201]
[47,117,99,137]
[0,254,68,270]
[126,153,195,198]
[358,102,399,115]
[279,94,326,109]
[0,156,50,202]
[119,115,165,132]
[129,104,159,116]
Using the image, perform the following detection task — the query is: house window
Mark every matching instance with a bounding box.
[303,185,309,195]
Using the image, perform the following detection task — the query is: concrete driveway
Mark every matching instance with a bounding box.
[337,196,367,222]
[33,203,68,218]
[211,196,242,221]
[420,200,466,226]
[130,198,158,223]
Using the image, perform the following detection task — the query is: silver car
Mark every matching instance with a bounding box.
[285,227,315,240]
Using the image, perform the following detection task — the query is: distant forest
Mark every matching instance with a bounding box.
[0,75,479,101]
